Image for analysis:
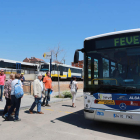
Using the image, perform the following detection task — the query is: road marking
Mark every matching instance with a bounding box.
[46,109,54,111]
[65,111,73,114]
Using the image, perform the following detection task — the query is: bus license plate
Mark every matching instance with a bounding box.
[114,114,133,119]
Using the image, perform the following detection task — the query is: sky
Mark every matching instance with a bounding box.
[0,0,140,65]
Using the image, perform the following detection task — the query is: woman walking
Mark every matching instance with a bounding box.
[2,74,23,122]
[2,74,15,116]
[69,77,78,108]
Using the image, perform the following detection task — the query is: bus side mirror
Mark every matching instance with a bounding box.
[74,51,79,63]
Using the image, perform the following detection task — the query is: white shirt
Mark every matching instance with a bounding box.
[11,79,22,95]
[39,80,43,91]
[71,81,77,92]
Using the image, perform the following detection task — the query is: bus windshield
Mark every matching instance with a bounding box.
[84,46,140,93]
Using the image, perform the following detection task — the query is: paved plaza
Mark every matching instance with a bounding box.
[0,96,140,140]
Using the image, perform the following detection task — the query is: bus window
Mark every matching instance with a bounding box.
[88,57,91,85]
[111,62,116,77]
[94,59,98,85]
[103,58,109,78]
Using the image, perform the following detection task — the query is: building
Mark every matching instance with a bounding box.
[52,60,63,64]
[23,57,45,64]
[71,60,83,68]
[72,60,98,70]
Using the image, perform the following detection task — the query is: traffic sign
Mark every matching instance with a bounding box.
[43,52,51,59]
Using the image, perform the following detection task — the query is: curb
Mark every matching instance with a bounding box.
[0,95,84,112]
[20,94,83,110]
[19,98,71,110]
[20,95,83,110]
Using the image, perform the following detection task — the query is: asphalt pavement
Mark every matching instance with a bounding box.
[0,97,140,140]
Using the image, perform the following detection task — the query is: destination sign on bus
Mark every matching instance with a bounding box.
[95,35,140,49]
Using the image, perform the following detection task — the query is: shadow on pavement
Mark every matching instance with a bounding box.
[0,109,15,121]
[62,105,72,107]
[24,110,37,114]
[0,109,3,116]
[56,109,140,139]
[2,118,14,122]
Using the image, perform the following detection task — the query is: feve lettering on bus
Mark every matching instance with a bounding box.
[114,36,140,47]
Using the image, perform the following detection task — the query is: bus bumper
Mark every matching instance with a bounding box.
[84,108,140,125]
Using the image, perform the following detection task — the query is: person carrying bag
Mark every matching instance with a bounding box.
[2,74,23,122]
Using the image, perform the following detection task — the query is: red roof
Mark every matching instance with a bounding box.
[34,58,44,62]
[53,61,63,64]
[23,57,45,63]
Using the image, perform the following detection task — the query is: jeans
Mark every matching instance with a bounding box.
[5,95,21,120]
[43,89,51,105]
[30,98,42,112]
[0,85,4,100]
[3,98,11,115]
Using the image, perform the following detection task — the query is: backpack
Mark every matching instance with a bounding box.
[14,80,24,98]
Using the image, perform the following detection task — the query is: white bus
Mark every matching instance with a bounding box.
[0,58,39,80]
[40,63,83,81]
[0,58,83,81]
[74,29,140,125]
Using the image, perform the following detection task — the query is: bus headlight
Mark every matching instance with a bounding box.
[86,104,89,108]
[85,96,87,99]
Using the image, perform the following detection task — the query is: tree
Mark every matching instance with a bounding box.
[49,44,66,97]
[50,43,65,62]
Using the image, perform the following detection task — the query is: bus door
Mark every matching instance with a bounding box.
[59,66,63,76]
[87,53,101,86]
[16,63,21,73]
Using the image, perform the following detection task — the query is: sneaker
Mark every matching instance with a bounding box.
[14,118,21,122]
[37,112,44,114]
[46,104,51,107]
[29,109,33,114]
[2,115,9,121]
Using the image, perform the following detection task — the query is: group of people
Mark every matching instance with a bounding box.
[2,73,23,121]
[0,70,25,121]
[1,70,78,122]
[28,72,78,114]
[0,71,25,102]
